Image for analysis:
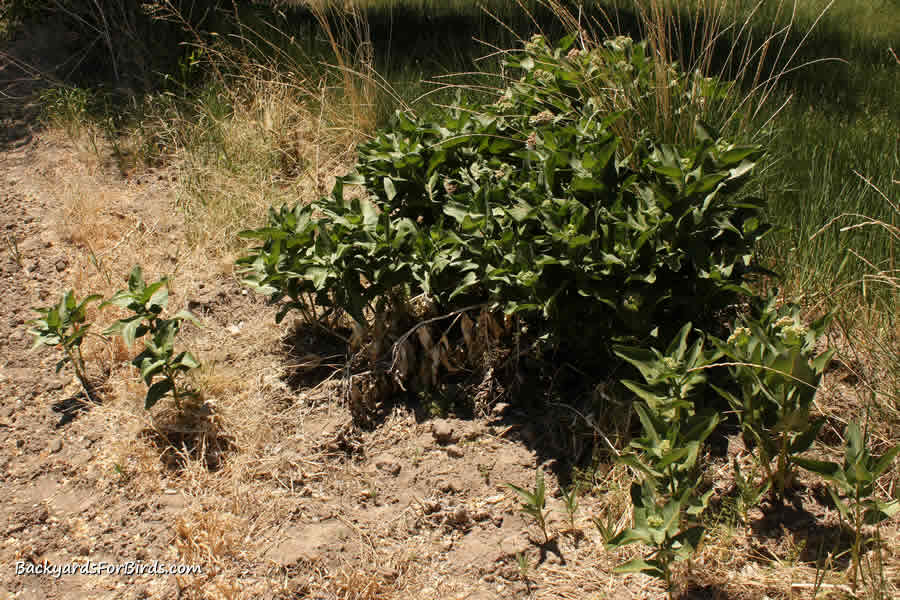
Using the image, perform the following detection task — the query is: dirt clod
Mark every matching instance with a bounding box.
[375,456,401,476]
[431,419,457,444]
[445,444,464,458]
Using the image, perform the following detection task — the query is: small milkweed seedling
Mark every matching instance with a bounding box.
[507,469,551,543]
[733,459,771,520]
[27,290,103,400]
[593,510,619,543]
[560,482,581,532]
[103,266,201,410]
[5,234,23,269]
[796,421,900,589]
[516,552,531,585]
[477,461,495,486]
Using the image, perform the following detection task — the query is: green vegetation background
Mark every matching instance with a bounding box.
[4,0,898,307]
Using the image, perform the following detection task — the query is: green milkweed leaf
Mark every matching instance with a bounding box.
[144,379,174,410]
[613,558,664,577]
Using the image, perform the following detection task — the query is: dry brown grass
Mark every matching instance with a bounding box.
[109,1,384,264]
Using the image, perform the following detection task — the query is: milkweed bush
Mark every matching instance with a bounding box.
[237,34,865,593]
[240,33,771,356]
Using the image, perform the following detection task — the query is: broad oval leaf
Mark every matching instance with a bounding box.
[144,379,174,410]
